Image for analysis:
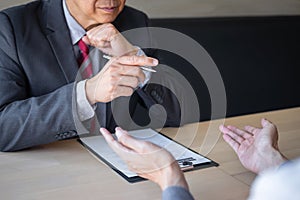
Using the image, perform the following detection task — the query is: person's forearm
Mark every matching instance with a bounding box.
[0,83,76,151]
[162,186,194,200]
[158,163,189,191]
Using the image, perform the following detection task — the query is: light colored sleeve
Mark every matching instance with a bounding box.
[136,47,151,88]
[248,159,300,200]
[162,186,194,200]
[76,80,95,121]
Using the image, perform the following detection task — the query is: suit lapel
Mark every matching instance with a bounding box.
[43,0,78,83]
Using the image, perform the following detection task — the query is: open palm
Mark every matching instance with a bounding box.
[219,118,286,173]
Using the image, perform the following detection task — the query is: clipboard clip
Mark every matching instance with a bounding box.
[181,161,194,171]
[177,157,195,171]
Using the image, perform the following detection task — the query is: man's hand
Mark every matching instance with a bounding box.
[100,127,189,191]
[219,118,287,173]
[85,55,158,104]
[83,23,137,57]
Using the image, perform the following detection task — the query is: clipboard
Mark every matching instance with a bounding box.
[78,128,218,183]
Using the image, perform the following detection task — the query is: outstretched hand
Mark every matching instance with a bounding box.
[219,118,287,173]
[100,127,188,190]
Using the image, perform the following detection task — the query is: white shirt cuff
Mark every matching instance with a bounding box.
[76,80,95,121]
[136,47,151,88]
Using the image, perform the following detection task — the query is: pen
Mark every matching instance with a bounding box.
[103,55,157,73]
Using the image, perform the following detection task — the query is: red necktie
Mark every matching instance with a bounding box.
[78,39,93,79]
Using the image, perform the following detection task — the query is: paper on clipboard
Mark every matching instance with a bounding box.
[79,128,218,182]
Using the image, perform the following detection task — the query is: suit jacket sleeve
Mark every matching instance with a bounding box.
[162,186,194,200]
[0,11,77,152]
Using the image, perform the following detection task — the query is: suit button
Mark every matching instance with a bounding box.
[157,96,163,104]
[70,130,77,137]
[151,90,157,97]
[56,132,69,140]
[151,90,164,104]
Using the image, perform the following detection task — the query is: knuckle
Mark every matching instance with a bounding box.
[118,134,127,143]
[90,35,97,42]
[125,88,134,96]
[106,23,114,28]
[109,76,117,83]
[127,55,137,63]
[107,84,114,93]
[108,66,118,74]
[132,56,140,63]
[107,70,114,77]
[133,67,140,74]
[86,32,92,38]
[108,59,117,67]
[133,77,139,86]
[120,65,125,72]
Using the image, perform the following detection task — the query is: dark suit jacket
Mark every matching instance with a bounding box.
[0,0,183,151]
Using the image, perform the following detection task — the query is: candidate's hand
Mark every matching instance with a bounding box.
[100,127,189,191]
[83,23,137,57]
[86,55,158,104]
[219,118,287,173]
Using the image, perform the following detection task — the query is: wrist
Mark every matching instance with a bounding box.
[85,79,96,105]
[124,46,139,56]
[159,162,188,191]
[269,148,288,169]
[111,34,138,56]
[259,147,288,173]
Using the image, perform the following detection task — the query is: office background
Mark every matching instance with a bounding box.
[1,0,300,17]
[0,2,300,199]
[1,0,300,122]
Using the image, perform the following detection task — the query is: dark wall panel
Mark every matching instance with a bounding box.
[150,16,300,120]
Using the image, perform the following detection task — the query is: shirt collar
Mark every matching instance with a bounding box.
[63,0,86,45]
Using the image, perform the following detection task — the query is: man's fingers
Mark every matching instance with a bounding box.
[82,36,91,45]
[100,128,132,154]
[100,128,115,143]
[116,76,140,89]
[117,55,159,67]
[109,63,145,83]
[97,40,111,48]
[121,69,145,84]
[227,125,253,138]
[219,125,245,144]
[220,125,241,153]
[112,86,134,98]
[86,23,117,42]
[115,127,149,153]
[222,134,239,153]
[261,118,276,129]
[244,125,261,135]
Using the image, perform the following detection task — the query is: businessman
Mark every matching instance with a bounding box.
[101,119,299,200]
[0,0,183,151]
